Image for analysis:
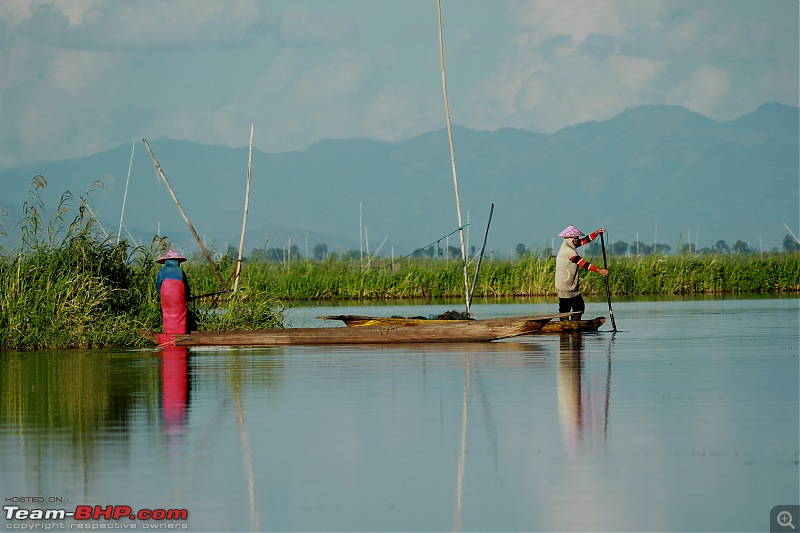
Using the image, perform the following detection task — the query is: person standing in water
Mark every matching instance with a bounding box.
[155,250,191,334]
[555,225,609,320]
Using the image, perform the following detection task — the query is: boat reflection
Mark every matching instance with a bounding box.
[557,333,613,454]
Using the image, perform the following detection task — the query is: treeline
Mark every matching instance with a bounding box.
[224,235,800,265]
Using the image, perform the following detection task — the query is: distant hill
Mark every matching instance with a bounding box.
[1,103,797,257]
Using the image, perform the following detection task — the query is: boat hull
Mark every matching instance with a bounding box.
[141,315,564,347]
[317,314,605,334]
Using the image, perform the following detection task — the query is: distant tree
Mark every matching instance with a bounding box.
[654,243,671,254]
[713,240,731,254]
[783,234,800,252]
[249,247,269,262]
[515,243,527,258]
[732,240,752,254]
[447,245,461,259]
[312,243,328,261]
[678,243,696,254]
[421,245,434,258]
[631,241,653,255]
[611,241,629,256]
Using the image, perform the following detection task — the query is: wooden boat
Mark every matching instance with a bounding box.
[317,314,606,334]
[141,314,569,347]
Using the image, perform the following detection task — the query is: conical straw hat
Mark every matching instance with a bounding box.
[156,249,187,264]
[557,224,585,238]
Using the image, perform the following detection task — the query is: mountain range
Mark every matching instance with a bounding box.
[1,103,797,257]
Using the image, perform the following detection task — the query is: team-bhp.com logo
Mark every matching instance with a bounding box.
[4,504,189,529]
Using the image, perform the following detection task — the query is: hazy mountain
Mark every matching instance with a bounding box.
[1,103,797,256]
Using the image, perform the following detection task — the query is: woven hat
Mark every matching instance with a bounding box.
[156,250,187,264]
[558,224,585,238]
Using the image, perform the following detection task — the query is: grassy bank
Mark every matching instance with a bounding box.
[0,182,283,351]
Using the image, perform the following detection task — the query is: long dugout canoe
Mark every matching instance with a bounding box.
[141,314,569,347]
[316,314,605,334]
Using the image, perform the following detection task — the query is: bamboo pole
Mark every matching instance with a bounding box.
[117,140,135,245]
[438,0,471,316]
[142,138,229,294]
[783,222,800,244]
[468,203,494,308]
[234,122,254,292]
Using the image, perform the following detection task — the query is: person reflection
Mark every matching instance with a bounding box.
[161,346,190,443]
[557,332,584,454]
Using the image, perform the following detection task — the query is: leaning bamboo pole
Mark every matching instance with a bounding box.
[117,140,135,245]
[438,0,471,316]
[234,122,254,292]
[142,138,229,294]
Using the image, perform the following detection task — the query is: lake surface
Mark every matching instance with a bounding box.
[1,296,798,532]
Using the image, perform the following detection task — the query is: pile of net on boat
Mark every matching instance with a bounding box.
[395,310,474,321]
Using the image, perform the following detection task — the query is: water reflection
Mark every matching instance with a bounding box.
[557,333,613,454]
[161,346,189,444]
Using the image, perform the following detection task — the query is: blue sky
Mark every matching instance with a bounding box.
[0,0,797,171]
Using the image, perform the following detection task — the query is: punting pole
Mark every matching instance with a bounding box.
[234,122,254,292]
[438,0,471,316]
[468,203,494,309]
[600,232,617,332]
[142,138,230,294]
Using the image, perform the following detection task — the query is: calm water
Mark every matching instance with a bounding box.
[1,297,798,532]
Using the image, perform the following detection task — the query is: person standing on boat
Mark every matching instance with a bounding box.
[555,225,608,320]
[155,250,191,334]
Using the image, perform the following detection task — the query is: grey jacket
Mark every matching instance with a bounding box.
[555,239,582,298]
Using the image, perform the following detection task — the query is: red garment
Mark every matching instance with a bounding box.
[160,278,187,334]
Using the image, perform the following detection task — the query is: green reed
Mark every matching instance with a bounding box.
[0,179,283,350]
[186,252,799,302]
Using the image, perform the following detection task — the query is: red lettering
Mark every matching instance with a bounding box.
[94,505,114,520]
[74,506,92,520]
[113,506,132,520]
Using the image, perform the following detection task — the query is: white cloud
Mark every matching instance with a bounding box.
[279,7,353,47]
[667,65,731,117]
[0,0,796,170]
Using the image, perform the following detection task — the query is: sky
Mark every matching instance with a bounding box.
[0,0,797,171]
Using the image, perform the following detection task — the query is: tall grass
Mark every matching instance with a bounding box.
[0,179,283,351]
[187,252,799,302]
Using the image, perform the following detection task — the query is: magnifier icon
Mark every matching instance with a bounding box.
[778,511,795,530]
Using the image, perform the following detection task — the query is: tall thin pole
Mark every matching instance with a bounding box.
[234,122,254,292]
[600,232,617,332]
[142,138,229,294]
[468,203,494,308]
[117,140,136,244]
[438,0,470,316]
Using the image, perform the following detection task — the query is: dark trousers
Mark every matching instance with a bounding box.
[559,294,585,320]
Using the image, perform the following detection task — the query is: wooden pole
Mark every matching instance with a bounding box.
[234,122,254,292]
[142,138,229,294]
[438,0,471,316]
[117,140,135,245]
[600,232,617,332]
[468,203,494,308]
